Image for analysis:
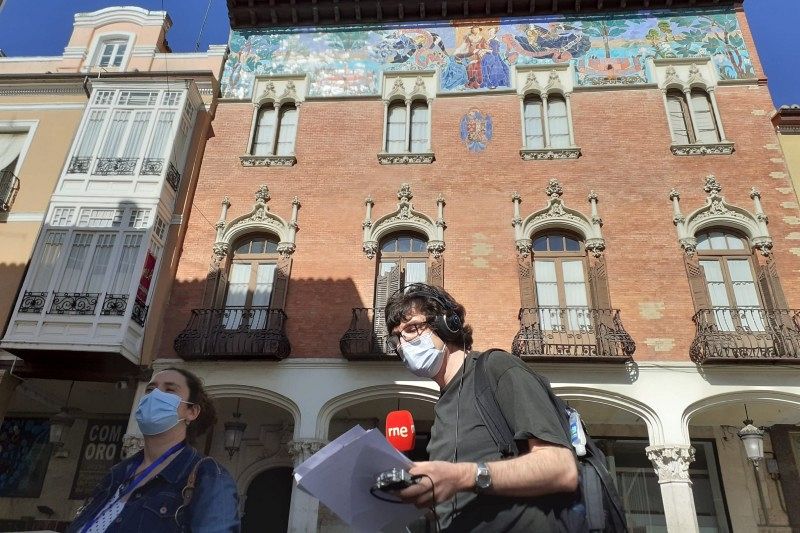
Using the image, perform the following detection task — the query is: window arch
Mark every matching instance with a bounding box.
[224,233,280,329]
[251,102,298,156]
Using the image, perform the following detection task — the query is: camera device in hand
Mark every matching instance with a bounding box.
[374,468,417,491]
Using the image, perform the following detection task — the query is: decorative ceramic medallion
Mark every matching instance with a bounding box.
[460,108,493,153]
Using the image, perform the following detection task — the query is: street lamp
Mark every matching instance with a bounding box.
[737,405,765,465]
[224,399,247,459]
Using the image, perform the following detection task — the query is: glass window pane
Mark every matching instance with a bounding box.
[236,241,250,254]
[405,261,427,284]
[565,236,580,252]
[85,234,116,292]
[386,103,407,153]
[524,98,544,149]
[276,106,298,156]
[264,238,279,253]
[547,97,570,148]
[381,239,396,252]
[398,236,412,252]
[110,234,142,294]
[548,235,564,252]
[696,233,711,250]
[250,238,265,254]
[726,234,746,250]
[253,106,276,156]
[410,102,429,154]
[412,237,426,252]
[709,232,726,250]
[31,231,66,291]
[59,233,93,292]
[533,236,548,252]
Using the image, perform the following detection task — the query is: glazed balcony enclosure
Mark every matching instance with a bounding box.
[512,307,636,362]
[174,307,291,361]
[340,308,399,360]
[690,307,800,363]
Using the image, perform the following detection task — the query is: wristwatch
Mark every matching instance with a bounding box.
[474,462,492,494]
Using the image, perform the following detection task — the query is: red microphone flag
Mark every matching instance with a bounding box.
[385,410,416,453]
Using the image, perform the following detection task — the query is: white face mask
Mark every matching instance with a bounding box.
[401,331,445,378]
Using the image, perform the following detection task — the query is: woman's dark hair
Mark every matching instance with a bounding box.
[164,367,217,444]
[384,284,474,349]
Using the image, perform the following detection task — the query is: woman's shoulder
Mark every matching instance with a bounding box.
[191,453,236,482]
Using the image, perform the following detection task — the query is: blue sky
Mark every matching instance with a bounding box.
[0,0,797,105]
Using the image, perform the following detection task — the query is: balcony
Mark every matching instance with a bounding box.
[93,157,138,175]
[174,307,290,361]
[0,170,20,212]
[512,307,636,362]
[340,308,399,361]
[690,308,800,363]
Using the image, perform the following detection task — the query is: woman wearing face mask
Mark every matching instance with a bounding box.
[67,368,240,533]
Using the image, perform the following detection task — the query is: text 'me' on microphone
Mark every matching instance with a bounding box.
[385,409,416,453]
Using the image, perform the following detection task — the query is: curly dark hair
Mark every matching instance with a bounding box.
[384,283,473,350]
[164,367,217,444]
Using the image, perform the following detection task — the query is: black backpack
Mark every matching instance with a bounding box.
[474,350,628,533]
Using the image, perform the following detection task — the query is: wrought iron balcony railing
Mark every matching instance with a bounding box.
[100,294,129,316]
[19,291,47,313]
[512,307,635,361]
[174,307,290,361]
[0,170,20,212]
[140,158,165,175]
[132,299,148,327]
[67,156,91,174]
[94,157,137,175]
[340,308,399,360]
[48,292,100,315]
[690,307,800,363]
[166,162,181,191]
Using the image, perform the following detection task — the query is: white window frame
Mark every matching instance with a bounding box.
[85,33,135,72]
[247,100,300,157]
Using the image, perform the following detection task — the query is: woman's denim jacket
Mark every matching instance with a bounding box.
[66,446,240,533]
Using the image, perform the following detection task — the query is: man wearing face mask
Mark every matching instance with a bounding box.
[67,368,240,533]
[385,283,579,532]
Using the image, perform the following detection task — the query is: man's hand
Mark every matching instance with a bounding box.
[396,461,473,508]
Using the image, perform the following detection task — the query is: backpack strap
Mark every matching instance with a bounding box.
[474,350,518,458]
[175,456,216,528]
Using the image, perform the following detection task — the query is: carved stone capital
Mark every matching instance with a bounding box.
[669,188,680,201]
[515,239,532,258]
[646,445,695,483]
[277,242,296,256]
[680,237,697,257]
[753,237,773,256]
[211,242,230,270]
[287,439,327,464]
[363,241,378,259]
[240,155,297,167]
[585,238,605,258]
[520,147,581,160]
[377,152,435,165]
[750,187,761,200]
[427,241,445,259]
[122,434,144,459]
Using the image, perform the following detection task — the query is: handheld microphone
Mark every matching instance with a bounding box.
[385,409,416,453]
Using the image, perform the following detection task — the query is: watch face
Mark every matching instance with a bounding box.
[476,464,491,490]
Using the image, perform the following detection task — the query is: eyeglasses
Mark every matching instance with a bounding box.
[386,322,429,354]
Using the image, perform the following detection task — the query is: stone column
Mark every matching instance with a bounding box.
[287,439,326,533]
[646,444,699,533]
[0,369,22,424]
[121,381,147,458]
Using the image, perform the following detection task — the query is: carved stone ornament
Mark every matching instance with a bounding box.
[545,69,563,92]
[520,148,581,160]
[646,445,695,483]
[211,242,230,271]
[280,80,297,101]
[522,71,543,94]
[687,63,706,87]
[512,179,605,256]
[214,185,301,259]
[287,439,327,463]
[388,78,406,99]
[670,142,734,156]
[377,152,435,165]
[240,155,297,167]
[669,175,771,257]
[362,184,445,259]
[412,76,427,95]
[663,65,682,87]
[122,434,145,458]
[259,81,276,101]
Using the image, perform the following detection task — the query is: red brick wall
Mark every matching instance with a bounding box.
[158,80,800,362]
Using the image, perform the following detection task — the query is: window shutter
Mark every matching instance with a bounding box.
[547,96,570,148]
[410,102,429,154]
[386,103,407,153]
[587,255,611,310]
[428,256,444,287]
[666,93,692,145]
[523,99,545,149]
[0,133,26,171]
[276,106,298,156]
[374,265,400,353]
[685,254,711,311]
[690,90,720,144]
[268,256,291,329]
[756,257,787,311]
[252,106,277,156]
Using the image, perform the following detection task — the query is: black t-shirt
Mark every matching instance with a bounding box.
[426,350,573,532]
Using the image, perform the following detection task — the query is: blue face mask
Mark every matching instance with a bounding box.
[401,331,446,378]
[135,388,192,436]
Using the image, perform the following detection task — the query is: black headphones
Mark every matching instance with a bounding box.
[401,283,463,342]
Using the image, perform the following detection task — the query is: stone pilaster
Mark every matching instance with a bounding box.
[286,438,326,533]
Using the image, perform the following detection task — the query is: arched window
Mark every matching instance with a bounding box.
[251,103,298,156]
[224,234,280,328]
[531,232,590,331]
[409,102,429,154]
[665,89,720,145]
[696,229,762,331]
[373,233,428,336]
[385,100,429,153]
[523,96,545,149]
[385,102,407,153]
[547,96,570,148]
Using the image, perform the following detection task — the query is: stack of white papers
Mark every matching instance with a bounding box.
[294,426,425,532]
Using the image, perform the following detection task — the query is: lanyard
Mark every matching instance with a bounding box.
[81,441,186,533]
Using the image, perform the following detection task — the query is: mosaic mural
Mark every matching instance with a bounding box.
[221,9,754,99]
[460,109,493,152]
